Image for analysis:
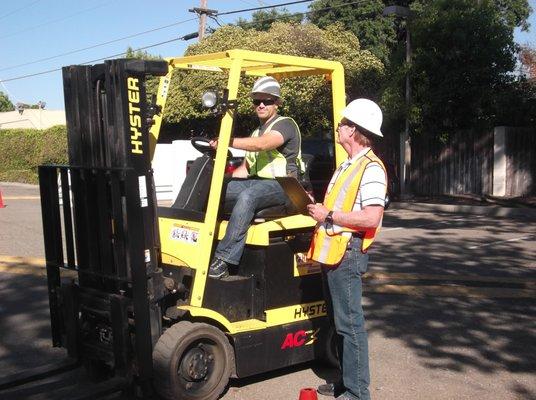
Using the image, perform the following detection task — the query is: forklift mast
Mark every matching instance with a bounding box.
[38,59,168,385]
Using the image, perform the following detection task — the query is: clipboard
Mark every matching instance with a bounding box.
[275,176,313,215]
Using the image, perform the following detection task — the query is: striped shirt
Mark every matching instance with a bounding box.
[326,147,387,212]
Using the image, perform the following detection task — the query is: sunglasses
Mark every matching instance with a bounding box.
[337,121,356,129]
[252,98,277,106]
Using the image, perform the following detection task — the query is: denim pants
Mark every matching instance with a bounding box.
[214,179,287,265]
[322,238,371,400]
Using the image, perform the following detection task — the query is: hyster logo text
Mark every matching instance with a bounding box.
[280,329,319,349]
[127,77,143,154]
[294,303,327,319]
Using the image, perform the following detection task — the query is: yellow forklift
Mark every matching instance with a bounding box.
[34,50,347,399]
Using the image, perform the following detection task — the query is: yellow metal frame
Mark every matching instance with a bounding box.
[178,299,327,334]
[153,49,346,317]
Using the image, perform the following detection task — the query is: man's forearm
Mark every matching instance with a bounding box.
[232,137,263,151]
[332,206,383,229]
[232,133,284,151]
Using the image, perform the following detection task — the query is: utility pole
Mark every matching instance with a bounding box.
[189,0,218,41]
[383,5,413,198]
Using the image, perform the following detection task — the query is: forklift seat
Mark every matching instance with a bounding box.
[168,154,314,221]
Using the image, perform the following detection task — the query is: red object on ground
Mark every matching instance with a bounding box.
[298,388,318,400]
[0,190,5,208]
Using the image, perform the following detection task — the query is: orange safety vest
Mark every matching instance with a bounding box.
[307,149,386,266]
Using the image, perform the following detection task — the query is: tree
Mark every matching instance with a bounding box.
[308,0,398,64]
[125,46,162,60]
[494,0,532,30]
[306,0,532,136]
[0,91,14,112]
[236,8,303,31]
[409,0,520,136]
[161,22,384,137]
[520,45,536,79]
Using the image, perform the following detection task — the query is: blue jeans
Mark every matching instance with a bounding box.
[214,179,287,265]
[322,238,370,400]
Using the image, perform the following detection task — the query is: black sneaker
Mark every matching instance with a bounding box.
[317,382,344,397]
[208,258,229,279]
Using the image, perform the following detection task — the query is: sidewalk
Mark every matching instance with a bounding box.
[2,181,536,219]
[389,194,536,219]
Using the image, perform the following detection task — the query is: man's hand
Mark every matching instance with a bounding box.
[209,139,218,149]
[307,203,329,223]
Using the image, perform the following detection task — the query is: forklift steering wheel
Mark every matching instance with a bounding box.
[191,137,232,159]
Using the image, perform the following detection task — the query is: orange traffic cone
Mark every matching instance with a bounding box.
[0,190,5,208]
[298,388,318,400]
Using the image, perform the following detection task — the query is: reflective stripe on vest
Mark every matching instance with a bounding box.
[245,116,304,178]
[308,150,386,265]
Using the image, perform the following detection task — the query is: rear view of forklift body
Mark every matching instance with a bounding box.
[38,50,347,399]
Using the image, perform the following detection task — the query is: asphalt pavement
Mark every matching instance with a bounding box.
[0,182,535,400]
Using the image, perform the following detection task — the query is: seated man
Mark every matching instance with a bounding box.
[208,76,304,279]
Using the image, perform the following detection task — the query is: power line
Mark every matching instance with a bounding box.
[0,0,43,21]
[0,0,369,84]
[1,0,313,74]
[0,80,20,104]
[218,0,367,28]
[0,17,197,73]
[0,34,196,84]
[216,0,313,16]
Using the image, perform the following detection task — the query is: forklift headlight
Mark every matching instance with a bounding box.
[201,90,218,108]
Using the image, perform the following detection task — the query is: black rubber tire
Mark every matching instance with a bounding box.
[153,321,234,400]
[84,359,112,382]
[322,326,340,368]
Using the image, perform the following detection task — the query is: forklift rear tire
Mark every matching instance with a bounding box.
[323,326,340,368]
[153,321,234,400]
[84,359,113,382]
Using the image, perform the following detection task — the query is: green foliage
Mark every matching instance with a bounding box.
[494,0,532,30]
[0,125,68,183]
[0,91,14,112]
[236,7,303,31]
[409,0,518,137]
[308,0,398,64]
[493,78,536,126]
[306,0,532,140]
[162,22,384,137]
[125,46,162,60]
[125,46,163,98]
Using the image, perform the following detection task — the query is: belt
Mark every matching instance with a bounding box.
[347,232,364,250]
[351,232,365,239]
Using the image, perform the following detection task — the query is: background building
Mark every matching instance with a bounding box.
[0,109,66,129]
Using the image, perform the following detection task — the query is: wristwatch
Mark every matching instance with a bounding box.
[325,210,334,225]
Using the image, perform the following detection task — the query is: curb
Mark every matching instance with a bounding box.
[0,182,38,188]
[389,201,536,219]
[2,182,535,219]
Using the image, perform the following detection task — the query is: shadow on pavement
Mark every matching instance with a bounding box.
[360,210,536,379]
[365,293,535,374]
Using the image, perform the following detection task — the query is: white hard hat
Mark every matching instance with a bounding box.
[342,98,383,137]
[251,76,280,98]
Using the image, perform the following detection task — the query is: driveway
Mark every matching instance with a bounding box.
[0,183,534,399]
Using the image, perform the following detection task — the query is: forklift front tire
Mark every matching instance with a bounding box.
[153,321,234,400]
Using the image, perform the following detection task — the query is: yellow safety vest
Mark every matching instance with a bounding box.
[245,116,304,178]
[308,149,386,265]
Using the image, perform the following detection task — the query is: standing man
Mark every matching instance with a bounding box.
[307,99,387,400]
[208,76,304,279]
